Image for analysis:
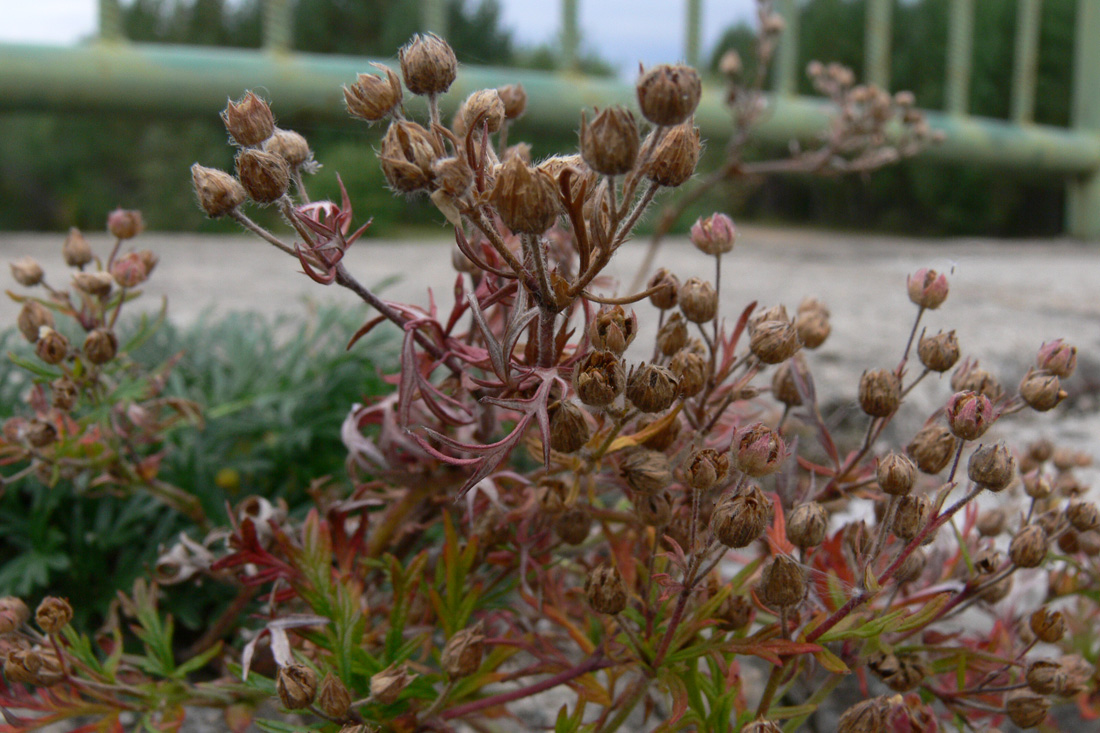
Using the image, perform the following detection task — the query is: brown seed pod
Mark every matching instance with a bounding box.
[1009,525,1048,568]
[686,448,730,491]
[678,277,717,323]
[17,301,54,343]
[536,479,569,515]
[235,149,290,204]
[647,268,680,309]
[669,350,708,398]
[620,450,672,494]
[546,400,590,453]
[497,83,527,119]
[370,663,415,705]
[771,353,807,406]
[858,369,902,418]
[918,330,960,372]
[1019,368,1067,412]
[794,309,830,350]
[711,484,771,548]
[0,597,30,635]
[877,452,916,496]
[590,306,638,356]
[967,442,1016,491]
[34,596,72,634]
[741,720,782,733]
[399,33,457,96]
[191,164,246,219]
[26,420,57,449]
[837,696,893,733]
[625,363,679,413]
[585,564,627,615]
[1067,500,1100,532]
[441,623,485,678]
[946,391,995,441]
[73,271,114,298]
[643,122,701,188]
[62,227,93,268]
[894,547,926,583]
[573,351,625,407]
[1022,470,1053,499]
[318,673,352,719]
[636,64,701,126]
[635,490,673,526]
[656,312,688,356]
[263,129,313,168]
[491,156,560,234]
[759,555,806,609]
[4,648,64,687]
[221,91,275,147]
[749,318,801,365]
[786,502,828,548]
[715,593,754,631]
[83,328,118,365]
[1004,690,1049,729]
[976,508,1007,536]
[35,328,69,365]
[345,63,403,122]
[10,256,43,287]
[951,361,1004,402]
[276,663,318,710]
[379,120,438,194]
[1025,659,1066,696]
[906,423,957,474]
[893,494,931,541]
[461,89,506,134]
[580,106,640,176]
[554,505,591,545]
[732,423,787,477]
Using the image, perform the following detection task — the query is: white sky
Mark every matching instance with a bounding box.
[0,0,757,72]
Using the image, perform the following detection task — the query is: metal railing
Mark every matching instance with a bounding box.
[1,0,1098,237]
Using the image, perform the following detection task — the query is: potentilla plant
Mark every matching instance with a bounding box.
[2,17,1097,733]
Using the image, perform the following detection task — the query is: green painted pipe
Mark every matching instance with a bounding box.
[0,42,1097,176]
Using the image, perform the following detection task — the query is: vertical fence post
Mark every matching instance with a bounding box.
[1067,0,1100,238]
[98,0,125,43]
[685,0,702,69]
[775,0,800,95]
[263,0,292,53]
[561,0,579,72]
[864,0,892,89]
[1011,0,1042,124]
[422,0,449,38]
[945,0,973,115]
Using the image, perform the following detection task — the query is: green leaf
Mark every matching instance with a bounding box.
[7,351,61,380]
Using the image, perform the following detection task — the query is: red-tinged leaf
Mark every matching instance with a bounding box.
[763,494,795,556]
[727,638,822,666]
[652,674,690,733]
[346,314,387,350]
[796,455,836,477]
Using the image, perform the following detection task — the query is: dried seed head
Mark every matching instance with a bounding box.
[0,597,29,636]
[580,106,640,176]
[1055,655,1092,697]
[1019,368,1067,412]
[678,277,718,323]
[749,318,801,365]
[547,400,590,453]
[1023,471,1053,499]
[794,308,830,350]
[1030,607,1066,643]
[1010,525,1048,568]
[895,547,926,583]
[1067,500,1100,533]
[787,502,828,548]
[760,555,806,609]
[946,391,995,441]
[235,149,290,204]
[497,84,527,119]
[62,227,93,267]
[83,328,119,365]
[221,91,274,147]
[625,363,679,413]
[906,423,956,474]
[771,355,806,406]
[733,423,787,477]
[17,301,54,343]
[370,663,415,705]
[590,306,638,355]
[73,271,114,298]
[318,673,352,719]
[345,64,403,122]
[457,90,504,136]
[742,720,782,733]
[1025,659,1065,696]
[644,121,701,187]
[190,164,246,218]
[442,623,485,678]
[1036,339,1077,378]
[399,34,457,96]
[26,420,57,449]
[35,327,69,365]
[876,452,916,496]
[715,593,754,630]
[276,664,318,709]
[967,442,1015,491]
[837,696,893,733]
[1004,690,1049,729]
[669,349,708,398]
[859,369,902,418]
[711,483,771,548]
[917,330,960,372]
[906,268,949,309]
[1028,438,1054,463]
[976,507,1007,536]
[690,213,736,255]
[379,120,438,194]
[585,564,627,614]
[555,505,591,545]
[687,448,730,491]
[893,494,931,541]
[264,129,313,168]
[647,268,680,309]
[433,156,474,198]
[635,490,673,526]
[573,350,625,407]
[620,449,673,494]
[491,155,560,234]
[4,648,64,687]
[951,361,1004,401]
[656,312,688,356]
[636,64,702,126]
[10,256,44,287]
[870,652,927,692]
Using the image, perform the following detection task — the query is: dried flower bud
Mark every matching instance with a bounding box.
[370,663,414,705]
[462,89,506,134]
[345,64,403,123]
[580,106,640,176]
[4,648,64,687]
[1019,368,1067,412]
[690,213,736,256]
[837,696,893,733]
[669,349,708,398]
[17,301,54,343]
[895,547,926,583]
[906,423,956,474]
[190,164,246,218]
[1009,525,1048,568]
[26,420,57,449]
[715,593,754,630]
[35,327,69,365]
[636,64,702,127]
[870,652,927,692]
[573,351,625,407]
[547,400,590,453]
[678,277,717,323]
[1004,690,1049,729]
[625,363,678,413]
[976,508,1006,536]
[536,479,568,515]
[442,623,484,678]
[264,129,313,168]
[951,361,1004,401]
[719,50,742,77]
[787,502,828,547]
[585,564,627,615]
[876,452,916,496]
[1055,655,1092,697]
[555,505,591,545]
[1030,606,1066,643]
[644,121,701,187]
[967,442,1015,491]
[771,354,806,406]
[1036,339,1076,378]
[235,149,290,204]
[10,257,44,287]
[72,271,114,298]
[906,268,949,309]
[636,490,673,526]
[62,227,93,267]
[687,449,730,491]
[733,423,787,477]
[0,597,30,634]
[496,83,527,119]
[1022,471,1053,499]
[379,120,438,194]
[1067,500,1100,532]
[946,391,994,441]
[711,484,771,548]
[110,252,148,288]
[80,328,118,366]
[590,306,638,356]
[742,720,782,733]
[893,494,930,541]
[491,156,559,234]
[647,268,679,309]
[918,330,960,372]
[750,318,801,365]
[318,673,352,719]
[859,369,902,417]
[760,555,806,609]
[399,34,457,96]
[794,308,830,350]
[1028,438,1054,463]
[654,313,687,357]
[1025,659,1065,696]
[221,91,275,147]
[277,664,318,709]
[620,449,672,494]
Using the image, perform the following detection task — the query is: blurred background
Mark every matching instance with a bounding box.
[0,0,1085,237]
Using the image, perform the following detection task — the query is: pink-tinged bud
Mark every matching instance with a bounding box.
[945,391,994,441]
[733,422,788,477]
[906,268,949,309]
[110,252,148,288]
[1036,339,1076,378]
[107,209,144,240]
[690,213,736,255]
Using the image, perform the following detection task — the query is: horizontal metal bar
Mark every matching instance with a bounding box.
[0,42,1097,176]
